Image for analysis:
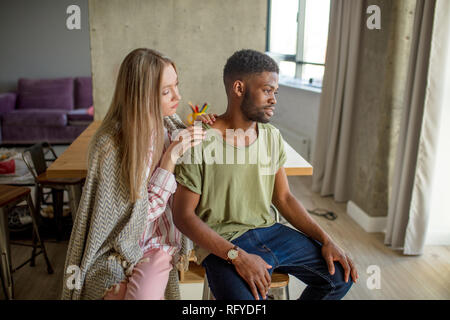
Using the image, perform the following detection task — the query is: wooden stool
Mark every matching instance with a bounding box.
[0,185,53,300]
[269,272,291,300]
[202,271,290,300]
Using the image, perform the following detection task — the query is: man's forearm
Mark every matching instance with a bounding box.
[275,194,332,245]
[174,212,234,261]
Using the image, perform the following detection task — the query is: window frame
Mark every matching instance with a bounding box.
[266,0,327,84]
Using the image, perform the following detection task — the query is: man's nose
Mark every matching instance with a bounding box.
[269,94,277,105]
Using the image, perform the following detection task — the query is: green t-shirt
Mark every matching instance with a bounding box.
[175,122,287,263]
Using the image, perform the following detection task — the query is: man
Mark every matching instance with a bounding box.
[173,49,358,300]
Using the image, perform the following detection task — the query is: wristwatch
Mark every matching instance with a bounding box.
[226,245,239,264]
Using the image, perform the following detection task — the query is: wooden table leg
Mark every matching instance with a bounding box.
[51,189,64,241]
[0,206,14,299]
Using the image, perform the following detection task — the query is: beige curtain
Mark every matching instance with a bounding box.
[384,0,437,254]
[404,0,449,252]
[311,0,363,200]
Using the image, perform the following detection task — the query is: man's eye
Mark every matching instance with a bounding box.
[163,90,169,95]
[274,91,279,95]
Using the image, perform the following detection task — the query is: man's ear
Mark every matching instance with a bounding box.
[232,80,245,98]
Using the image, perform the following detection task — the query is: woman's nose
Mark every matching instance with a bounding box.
[174,89,181,101]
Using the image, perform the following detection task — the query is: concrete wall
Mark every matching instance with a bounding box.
[88,0,267,122]
[346,0,416,217]
[0,0,92,92]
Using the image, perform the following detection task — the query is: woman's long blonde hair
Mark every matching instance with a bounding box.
[97,48,176,203]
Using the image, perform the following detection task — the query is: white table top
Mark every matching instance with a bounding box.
[283,140,313,176]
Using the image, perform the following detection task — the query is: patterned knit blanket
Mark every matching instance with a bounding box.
[61,114,188,300]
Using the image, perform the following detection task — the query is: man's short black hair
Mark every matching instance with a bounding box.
[223,49,279,88]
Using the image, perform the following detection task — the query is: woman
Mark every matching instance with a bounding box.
[61,48,215,300]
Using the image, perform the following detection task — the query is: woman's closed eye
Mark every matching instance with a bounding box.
[162,82,179,96]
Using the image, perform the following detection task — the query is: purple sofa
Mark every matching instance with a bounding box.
[0,77,94,145]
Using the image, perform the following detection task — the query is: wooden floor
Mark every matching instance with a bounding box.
[1,176,449,300]
[286,176,450,300]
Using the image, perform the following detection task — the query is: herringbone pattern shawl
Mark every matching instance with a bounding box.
[61,114,187,300]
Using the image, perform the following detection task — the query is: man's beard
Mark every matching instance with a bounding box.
[240,91,270,123]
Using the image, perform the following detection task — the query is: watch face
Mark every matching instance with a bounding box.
[228,249,238,260]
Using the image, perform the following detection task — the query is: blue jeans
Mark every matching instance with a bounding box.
[202,223,353,300]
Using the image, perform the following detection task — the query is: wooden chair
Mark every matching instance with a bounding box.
[22,142,84,241]
[0,185,53,299]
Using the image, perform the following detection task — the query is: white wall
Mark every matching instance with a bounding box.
[270,84,321,162]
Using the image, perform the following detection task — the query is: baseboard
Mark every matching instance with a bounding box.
[347,201,387,233]
[425,231,450,245]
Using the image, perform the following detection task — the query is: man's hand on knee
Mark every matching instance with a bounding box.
[321,240,358,283]
[231,249,272,300]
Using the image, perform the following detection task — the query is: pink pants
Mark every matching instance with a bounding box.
[103,248,173,300]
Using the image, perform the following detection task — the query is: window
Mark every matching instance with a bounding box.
[266,0,331,89]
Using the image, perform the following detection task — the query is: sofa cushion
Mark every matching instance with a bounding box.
[1,124,88,145]
[74,77,93,109]
[17,78,74,110]
[67,109,94,122]
[3,109,67,127]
